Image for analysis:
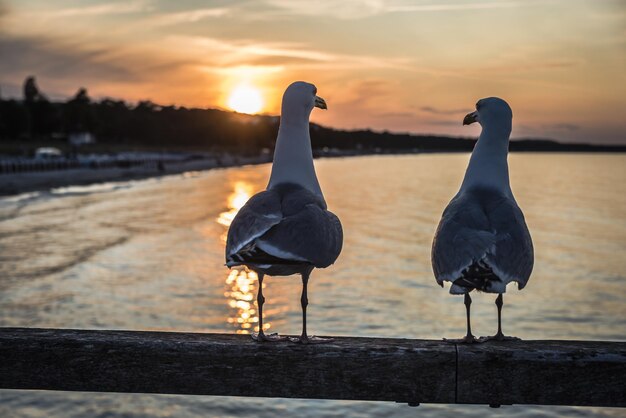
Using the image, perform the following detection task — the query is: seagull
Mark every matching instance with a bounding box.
[225,81,343,344]
[431,97,533,343]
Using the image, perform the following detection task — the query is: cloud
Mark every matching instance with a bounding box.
[139,8,230,28]
[473,60,581,74]
[545,123,580,132]
[380,111,417,118]
[420,106,468,115]
[427,119,464,127]
[174,35,414,71]
[0,33,203,103]
[317,79,389,109]
[0,36,136,82]
[388,1,523,14]
[344,79,394,102]
[262,0,523,20]
[41,1,149,18]
[246,55,326,66]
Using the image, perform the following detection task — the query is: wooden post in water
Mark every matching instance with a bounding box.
[0,328,624,407]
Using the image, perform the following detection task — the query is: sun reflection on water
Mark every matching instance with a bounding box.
[218,181,270,334]
[216,181,254,230]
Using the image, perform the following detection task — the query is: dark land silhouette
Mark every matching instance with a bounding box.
[1,76,624,156]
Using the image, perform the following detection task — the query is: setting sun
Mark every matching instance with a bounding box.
[227,84,264,114]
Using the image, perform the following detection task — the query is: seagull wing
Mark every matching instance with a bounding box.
[226,184,343,268]
[432,188,533,289]
[226,189,283,263]
[257,204,343,268]
[432,191,496,285]
[485,194,534,289]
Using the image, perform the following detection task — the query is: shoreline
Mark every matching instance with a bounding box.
[0,151,421,197]
[0,155,272,197]
[0,150,623,198]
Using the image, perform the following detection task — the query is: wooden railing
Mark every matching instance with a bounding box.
[0,328,624,408]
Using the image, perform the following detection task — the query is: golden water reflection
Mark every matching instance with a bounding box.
[216,181,254,231]
[217,180,270,334]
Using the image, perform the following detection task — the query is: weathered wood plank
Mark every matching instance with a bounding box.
[457,340,626,407]
[0,328,624,407]
[0,328,456,404]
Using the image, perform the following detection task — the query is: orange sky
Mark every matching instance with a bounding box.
[0,0,624,143]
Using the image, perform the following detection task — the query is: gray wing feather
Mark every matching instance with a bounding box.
[258,205,343,268]
[226,184,343,268]
[432,189,533,288]
[432,193,496,283]
[486,196,534,289]
[226,190,282,258]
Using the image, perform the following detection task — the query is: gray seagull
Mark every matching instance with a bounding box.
[432,97,534,343]
[226,81,343,344]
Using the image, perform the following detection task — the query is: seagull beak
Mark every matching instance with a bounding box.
[463,111,478,126]
[314,96,327,110]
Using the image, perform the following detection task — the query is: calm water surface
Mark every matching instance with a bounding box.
[0,154,625,417]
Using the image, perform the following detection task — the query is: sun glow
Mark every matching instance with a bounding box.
[227,83,264,114]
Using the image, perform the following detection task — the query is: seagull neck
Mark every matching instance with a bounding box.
[267,117,324,198]
[460,125,512,197]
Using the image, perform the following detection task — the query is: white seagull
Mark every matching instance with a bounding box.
[432,97,533,343]
[226,81,343,344]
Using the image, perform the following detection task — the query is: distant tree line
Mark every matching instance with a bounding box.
[0,76,623,155]
[0,77,281,154]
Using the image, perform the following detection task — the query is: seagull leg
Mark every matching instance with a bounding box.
[445,293,480,343]
[480,294,520,342]
[290,270,332,344]
[251,273,285,342]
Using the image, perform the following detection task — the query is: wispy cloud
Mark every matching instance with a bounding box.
[140,8,230,28]
[473,60,581,74]
[42,1,149,18]
[330,79,398,116]
[174,35,414,71]
[263,0,522,20]
[402,1,521,12]
[420,106,468,115]
[0,36,136,81]
[544,123,580,132]
[379,111,462,127]
[427,119,465,127]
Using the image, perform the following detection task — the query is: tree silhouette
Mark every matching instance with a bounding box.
[64,88,95,132]
[21,76,59,139]
[23,76,47,102]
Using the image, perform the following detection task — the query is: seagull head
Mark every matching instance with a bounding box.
[463,97,512,129]
[281,81,327,123]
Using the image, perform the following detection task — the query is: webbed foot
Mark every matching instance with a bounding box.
[443,334,483,344]
[251,332,287,342]
[479,332,520,342]
[289,335,334,344]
